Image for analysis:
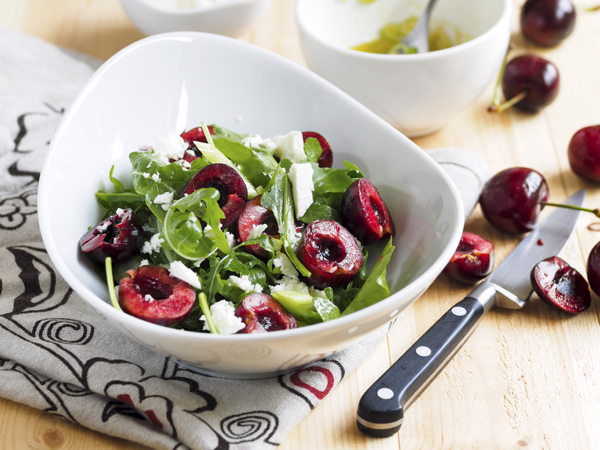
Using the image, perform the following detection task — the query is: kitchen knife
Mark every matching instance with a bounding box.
[356,189,586,438]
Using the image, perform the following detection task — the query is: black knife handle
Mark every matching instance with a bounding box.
[357,296,486,437]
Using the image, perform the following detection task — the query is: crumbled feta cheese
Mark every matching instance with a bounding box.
[309,287,328,299]
[186,150,196,156]
[142,233,164,254]
[144,294,154,302]
[248,223,268,240]
[273,252,299,277]
[201,300,245,335]
[142,172,150,179]
[151,130,187,163]
[139,259,149,266]
[116,208,125,215]
[168,261,201,289]
[151,173,161,182]
[242,134,277,153]
[225,231,237,249]
[288,163,314,218]
[228,275,263,293]
[146,162,152,169]
[181,160,191,170]
[154,191,174,211]
[272,131,307,163]
[96,221,110,233]
[271,275,311,294]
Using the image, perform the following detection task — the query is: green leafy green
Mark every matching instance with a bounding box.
[271,291,340,324]
[341,238,395,316]
[304,137,322,163]
[109,165,124,192]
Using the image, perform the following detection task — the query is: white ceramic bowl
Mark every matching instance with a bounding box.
[38,32,463,379]
[119,0,271,37]
[296,0,511,137]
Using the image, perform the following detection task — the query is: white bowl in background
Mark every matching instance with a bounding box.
[119,0,271,37]
[38,32,463,379]
[296,0,511,138]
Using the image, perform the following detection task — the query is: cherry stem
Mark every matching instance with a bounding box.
[585,4,600,11]
[540,201,600,218]
[488,43,514,113]
[489,91,528,113]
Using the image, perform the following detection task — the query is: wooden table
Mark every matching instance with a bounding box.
[1,1,600,449]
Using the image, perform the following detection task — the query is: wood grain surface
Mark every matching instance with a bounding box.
[1,0,600,449]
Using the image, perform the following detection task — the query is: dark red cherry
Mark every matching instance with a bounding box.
[235,293,297,333]
[587,241,600,297]
[180,125,215,151]
[443,232,494,284]
[302,131,333,168]
[79,208,143,263]
[479,167,549,234]
[237,195,279,258]
[568,125,600,183]
[118,265,197,326]
[340,178,395,246]
[531,256,591,313]
[520,0,576,47]
[501,55,560,112]
[297,220,363,288]
[183,163,247,227]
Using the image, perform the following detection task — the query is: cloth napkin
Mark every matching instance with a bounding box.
[0,24,489,450]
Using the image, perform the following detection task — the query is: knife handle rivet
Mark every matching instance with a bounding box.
[451,306,467,316]
[377,388,394,399]
[416,346,431,357]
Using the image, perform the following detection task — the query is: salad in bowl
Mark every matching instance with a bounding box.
[79,123,395,335]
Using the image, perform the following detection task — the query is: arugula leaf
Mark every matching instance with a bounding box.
[304,137,323,163]
[210,124,249,143]
[162,188,228,261]
[261,165,311,277]
[95,191,146,214]
[341,238,395,316]
[109,165,124,192]
[314,297,341,321]
[212,138,278,189]
[299,202,342,224]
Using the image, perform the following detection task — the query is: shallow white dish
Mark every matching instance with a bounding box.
[38,32,463,379]
[296,0,511,137]
[119,0,271,37]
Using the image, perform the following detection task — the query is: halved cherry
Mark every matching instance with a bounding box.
[180,125,215,151]
[235,293,297,333]
[237,195,279,258]
[302,131,333,168]
[118,265,197,326]
[183,163,247,227]
[340,178,395,245]
[297,220,363,288]
[531,256,591,313]
[79,208,143,263]
[443,232,494,284]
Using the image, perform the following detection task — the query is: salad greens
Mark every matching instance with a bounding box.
[97,123,395,334]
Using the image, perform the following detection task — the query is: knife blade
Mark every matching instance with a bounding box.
[356,189,586,438]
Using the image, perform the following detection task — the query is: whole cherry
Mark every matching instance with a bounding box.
[479,167,549,234]
[183,163,247,228]
[297,220,363,288]
[118,265,197,326]
[587,241,600,297]
[531,256,591,313]
[567,125,600,183]
[489,53,560,113]
[443,232,494,284]
[341,178,395,246]
[520,0,576,47]
[235,293,297,333]
[79,208,143,263]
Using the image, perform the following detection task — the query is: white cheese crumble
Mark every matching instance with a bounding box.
[272,131,307,163]
[228,275,263,293]
[142,233,164,254]
[151,130,187,164]
[273,252,299,277]
[242,134,277,153]
[96,221,110,233]
[288,163,314,218]
[225,231,237,249]
[154,192,174,211]
[271,275,311,294]
[169,261,201,289]
[142,172,150,179]
[116,208,125,215]
[144,294,154,303]
[151,173,161,182]
[248,223,268,240]
[139,259,149,266]
[201,300,245,335]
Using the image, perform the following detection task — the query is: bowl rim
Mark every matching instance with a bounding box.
[122,0,268,16]
[39,31,464,343]
[295,0,511,60]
